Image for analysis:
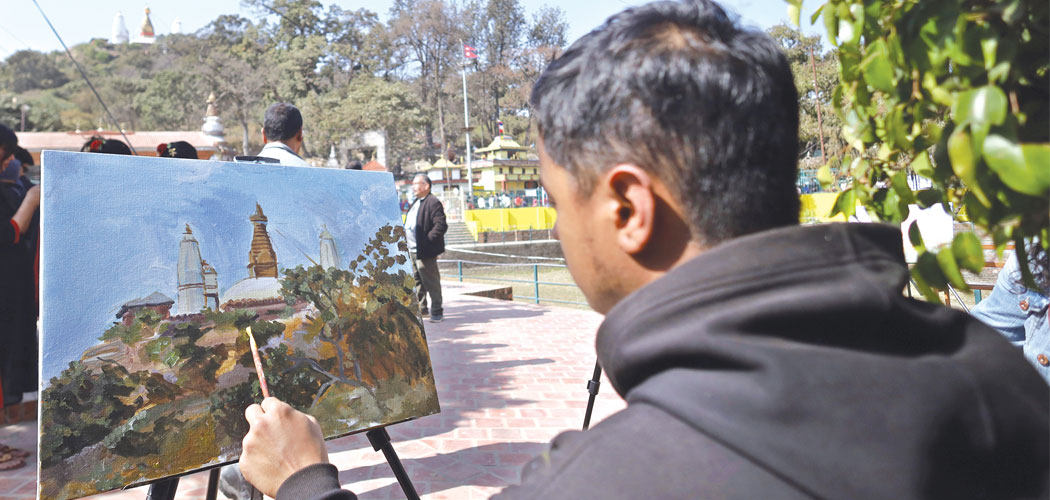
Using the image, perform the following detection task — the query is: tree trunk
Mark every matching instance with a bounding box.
[241,112,250,156]
[437,93,447,158]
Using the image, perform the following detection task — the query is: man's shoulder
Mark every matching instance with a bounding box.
[496,403,804,500]
[258,142,310,167]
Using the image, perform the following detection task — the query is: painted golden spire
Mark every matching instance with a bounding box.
[247,203,278,278]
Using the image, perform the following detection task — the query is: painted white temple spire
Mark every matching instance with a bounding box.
[177,224,206,314]
[319,225,340,270]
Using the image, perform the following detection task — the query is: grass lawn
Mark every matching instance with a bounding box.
[438,262,591,310]
[437,261,987,313]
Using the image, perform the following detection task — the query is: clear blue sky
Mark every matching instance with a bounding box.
[1,0,823,60]
[40,151,406,382]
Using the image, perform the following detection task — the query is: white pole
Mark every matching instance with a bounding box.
[461,57,474,198]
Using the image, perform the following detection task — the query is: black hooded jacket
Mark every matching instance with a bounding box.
[277,223,1049,500]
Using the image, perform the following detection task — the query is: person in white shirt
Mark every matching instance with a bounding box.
[257,103,311,167]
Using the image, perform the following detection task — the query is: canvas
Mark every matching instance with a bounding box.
[38,151,439,500]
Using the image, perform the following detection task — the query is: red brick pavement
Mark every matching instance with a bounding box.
[1,282,625,499]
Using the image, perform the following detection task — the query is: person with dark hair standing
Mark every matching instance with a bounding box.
[156,141,199,159]
[257,103,310,167]
[0,125,38,410]
[406,173,447,322]
[237,1,1048,498]
[80,136,132,155]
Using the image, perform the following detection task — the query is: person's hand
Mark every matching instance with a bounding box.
[241,397,329,497]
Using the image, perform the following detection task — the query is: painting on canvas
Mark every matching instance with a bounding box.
[38,151,439,500]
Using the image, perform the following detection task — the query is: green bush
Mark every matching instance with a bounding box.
[791,0,1048,300]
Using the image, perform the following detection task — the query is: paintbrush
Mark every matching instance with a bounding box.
[246,326,271,399]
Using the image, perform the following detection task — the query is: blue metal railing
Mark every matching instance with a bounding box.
[437,259,588,307]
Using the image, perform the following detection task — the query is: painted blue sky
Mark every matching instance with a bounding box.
[40,151,407,382]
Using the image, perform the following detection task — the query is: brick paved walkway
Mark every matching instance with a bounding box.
[1,282,625,499]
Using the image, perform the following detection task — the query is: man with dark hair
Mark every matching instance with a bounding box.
[0,126,18,168]
[237,1,1048,498]
[258,102,310,167]
[406,173,447,322]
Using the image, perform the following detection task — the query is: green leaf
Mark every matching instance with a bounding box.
[947,128,976,182]
[907,219,924,249]
[910,266,943,304]
[810,4,824,25]
[788,2,801,27]
[829,188,857,218]
[911,152,935,178]
[890,170,917,204]
[862,40,896,92]
[1021,144,1050,191]
[916,189,944,209]
[952,232,984,273]
[823,3,839,44]
[937,247,969,290]
[916,250,949,292]
[817,163,835,188]
[983,135,1046,196]
[980,36,997,69]
[952,86,1008,126]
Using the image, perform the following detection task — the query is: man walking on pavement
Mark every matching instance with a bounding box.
[406,173,447,322]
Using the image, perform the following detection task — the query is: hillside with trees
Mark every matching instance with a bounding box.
[38,224,437,500]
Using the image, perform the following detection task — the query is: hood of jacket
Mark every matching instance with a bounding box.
[597,223,1048,499]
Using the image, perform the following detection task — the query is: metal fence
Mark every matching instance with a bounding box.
[437,258,588,307]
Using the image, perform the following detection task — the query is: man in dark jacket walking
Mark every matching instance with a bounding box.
[406,173,447,322]
[237,1,1049,498]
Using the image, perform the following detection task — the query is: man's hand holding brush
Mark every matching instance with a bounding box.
[240,326,332,498]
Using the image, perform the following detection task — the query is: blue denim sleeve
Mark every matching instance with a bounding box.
[971,252,1050,383]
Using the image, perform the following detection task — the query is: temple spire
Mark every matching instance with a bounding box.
[247,204,278,278]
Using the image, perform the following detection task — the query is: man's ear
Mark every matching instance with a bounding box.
[605,165,655,255]
[296,129,304,143]
[262,131,269,144]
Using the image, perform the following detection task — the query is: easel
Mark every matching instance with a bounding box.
[581,361,602,430]
[143,427,419,500]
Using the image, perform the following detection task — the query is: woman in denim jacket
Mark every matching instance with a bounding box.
[971,247,1050,383]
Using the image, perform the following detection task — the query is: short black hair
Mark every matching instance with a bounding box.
[413,173,432,188]
[157,141,199,159]
[81,136,132,155]
[530,0,800,244]
[264,103,304,142]
[0,124,17,153]
[13,147,33,166]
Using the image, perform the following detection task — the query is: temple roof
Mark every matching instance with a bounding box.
[116,292,174,318]
[362,159,386,171]
[474,135,529,154]
[18,131,220,155]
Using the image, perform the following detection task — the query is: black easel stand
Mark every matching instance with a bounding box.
[582,360,602,430]
[367,427,421,500]
[143,428,419,500]
[145,477,179,500]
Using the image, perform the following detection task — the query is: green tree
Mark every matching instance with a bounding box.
[794,0,1048,299]
[0,50,69,92]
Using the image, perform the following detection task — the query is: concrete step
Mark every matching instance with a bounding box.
[445,221,477,245]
